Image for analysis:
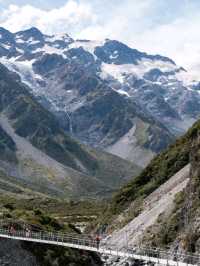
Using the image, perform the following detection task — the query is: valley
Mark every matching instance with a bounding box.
[0,25,200,266]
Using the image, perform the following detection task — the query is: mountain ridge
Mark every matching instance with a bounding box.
[1,26,190,166]
[0,63,141,199]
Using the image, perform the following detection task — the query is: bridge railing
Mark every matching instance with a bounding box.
[0,228,98,248]
[0,227,200,265]
[135,247,200,265]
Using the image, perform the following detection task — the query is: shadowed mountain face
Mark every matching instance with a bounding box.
[0,27,189,166]
[0,63,141,199]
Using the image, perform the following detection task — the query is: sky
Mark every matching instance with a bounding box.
[0,0,200,73]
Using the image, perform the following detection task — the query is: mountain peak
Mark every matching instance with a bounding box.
[18,27,42,34]
[46,32,74,45]
[0,27,14,42]
[0,27,11,34]
[15,27,44,41]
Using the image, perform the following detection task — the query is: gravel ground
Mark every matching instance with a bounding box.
[108,165,190,249]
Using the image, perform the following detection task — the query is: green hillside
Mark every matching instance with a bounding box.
[140,134,200,253]
[110,118,200,215]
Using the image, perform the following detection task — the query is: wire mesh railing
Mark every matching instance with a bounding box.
[0,226,199,265]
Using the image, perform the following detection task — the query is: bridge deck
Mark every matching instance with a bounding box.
[0,228,199,266]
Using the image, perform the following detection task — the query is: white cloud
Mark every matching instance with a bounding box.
[0,1,96,35]
[77,0,155,41]
[1,0,200,74]
[131,14,200,74]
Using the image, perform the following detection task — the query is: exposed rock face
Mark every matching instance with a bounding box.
[0,239,38,266]
[0,239,103,266]
[0,63,141,199]
[106,121,200,258]
[2,27,196,165]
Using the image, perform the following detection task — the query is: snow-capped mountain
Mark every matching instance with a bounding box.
[0,27,199,166]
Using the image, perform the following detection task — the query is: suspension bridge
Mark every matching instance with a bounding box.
[0,225,199,265]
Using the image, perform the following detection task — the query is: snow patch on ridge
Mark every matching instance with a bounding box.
[0,57,42,94]
[69,40,105,59]
[45,33,73,43]
[175,69,200,86]
[100,59,178,84]
[0,44,11,50]
[33,44,66,56]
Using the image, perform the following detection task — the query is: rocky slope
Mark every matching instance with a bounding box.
[0,239,37,266]
[0,63,141,199]
[101,116,200,262]
[0,27,191,165]
[142,137,200,253]
[0,239,102,266]
[106,165,190,250]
